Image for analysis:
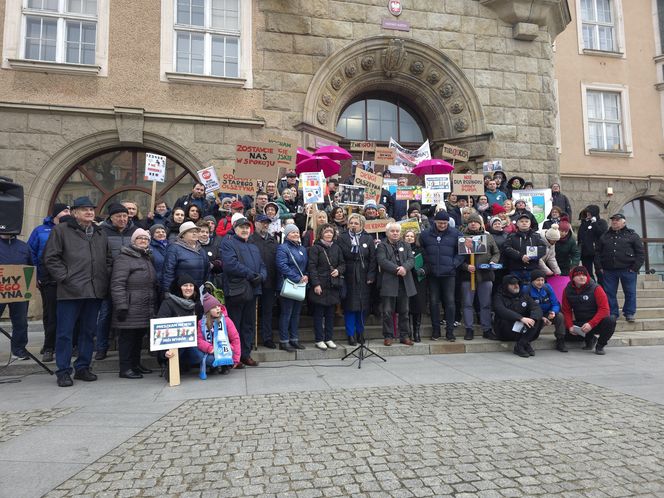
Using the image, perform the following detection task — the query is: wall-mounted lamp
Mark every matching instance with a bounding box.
[604,186,613,209]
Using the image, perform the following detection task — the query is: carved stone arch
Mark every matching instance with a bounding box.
[302,36,489,153]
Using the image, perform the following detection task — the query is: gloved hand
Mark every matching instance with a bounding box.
[116,309,128,322]
[250,274,262,286]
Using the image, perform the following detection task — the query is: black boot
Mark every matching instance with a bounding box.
[348,335,356,346]
[464,328,474,341]
[555,338,568,352]
[412,314,421,343]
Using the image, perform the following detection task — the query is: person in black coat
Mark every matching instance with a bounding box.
[551,183,572,219]
[577,204,608,283]
[502,214,547,283]
[377,223,416,345]
[493,274,544,358]
[248,214,279,349]
[336,213,377,345]
[307,224,346,350]
[403,229,427,342]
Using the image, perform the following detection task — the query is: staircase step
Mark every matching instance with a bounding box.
[617,289,664,298]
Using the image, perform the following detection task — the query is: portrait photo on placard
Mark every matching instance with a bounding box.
[457,234,488,255]
[338,184,366,207]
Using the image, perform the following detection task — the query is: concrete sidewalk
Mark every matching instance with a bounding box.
[1,346,663,497]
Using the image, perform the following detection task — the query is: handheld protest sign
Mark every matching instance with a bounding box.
[457,235,488,255]
[452,174,484,196]
[150,315,198,387]
[338,184,365,207]
[0,265,37,303]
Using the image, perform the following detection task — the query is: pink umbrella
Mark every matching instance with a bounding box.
[411,159,455,177]
[295,155,341,178]
[314,145,352,161]
[296,147,313,164]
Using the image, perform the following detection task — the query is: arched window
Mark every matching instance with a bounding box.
[336,95,425,144]
[622,197,664,272]
[51,148,198,217]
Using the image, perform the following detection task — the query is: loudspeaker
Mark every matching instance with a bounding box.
[0,176,24,235]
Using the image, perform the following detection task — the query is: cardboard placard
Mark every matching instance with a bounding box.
[197,166,221,194]
[440,143,470,162]
[374,147,396,166]
[338,184,365,207]
[353,168,382,203]
[217,167,257,196]
[149,315,198,352]
[350,141,376,152]
[144,153,166,182]
[235,141,281,180]
[458,235,488,255]
[301,171,325,204]
[511,188,552,224]
[0,265,37,303]
[267,136,297,169]
[364,219,392,234]
[452,174,484,195]
[424,174,451,192]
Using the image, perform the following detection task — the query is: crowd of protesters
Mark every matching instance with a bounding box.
[0,169,645,387]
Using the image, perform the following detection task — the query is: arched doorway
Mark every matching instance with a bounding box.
[622,197,664,272]
[51,148,198,217]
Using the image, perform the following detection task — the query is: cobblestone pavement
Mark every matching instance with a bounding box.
[44,379,664,497]
[0,407,75,443]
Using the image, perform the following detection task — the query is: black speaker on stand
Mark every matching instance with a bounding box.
[0,176,24,235]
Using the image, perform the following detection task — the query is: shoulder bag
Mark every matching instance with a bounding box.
[280,248,307,301]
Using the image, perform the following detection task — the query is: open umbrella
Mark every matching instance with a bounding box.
[411,159,455,177]
[315,145,352,161]
[295,155,341,178]
[296,147,313,164]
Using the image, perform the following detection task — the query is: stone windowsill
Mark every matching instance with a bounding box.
[7,58,101,76]
[654,54,664,63]
[165,72,246,87]
[588,148,632,158]
[581,49,624,59]
[655,83,664,92]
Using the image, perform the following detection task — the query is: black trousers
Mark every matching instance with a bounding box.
[226,296,257,360]
[495,319,543,345]
[39,283,57,351]
[258,288,276,343]
[572,315,616,347]
[118,328,146,372]
[381,293,410,339]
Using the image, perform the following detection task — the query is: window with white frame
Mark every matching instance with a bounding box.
[582,84,632,155]
[174,0,240,78]
[579,0,623,53]
[22,0,98,64]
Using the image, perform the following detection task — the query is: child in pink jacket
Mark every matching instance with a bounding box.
[197,293,241,374]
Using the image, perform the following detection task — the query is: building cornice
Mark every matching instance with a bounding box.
[480,0,572,40]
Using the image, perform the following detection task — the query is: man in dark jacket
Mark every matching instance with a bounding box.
[376,222,416,346]
[550,183,572,217]
[577,204,607,282]
[595,213,645,322]
[509,199,539,231]
[562,266,616,355]
[419,210,464,341]
[43,196,112,387]
[248,214,278,349]
[96,203,138,360]
[502,214,547,282]
[0,233,33,360]
[220,217,267,366]
[493,274,543,358]
[174,182,212,216]
[27,202,70,362]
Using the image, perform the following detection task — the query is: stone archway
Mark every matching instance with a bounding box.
[301,36,491,156]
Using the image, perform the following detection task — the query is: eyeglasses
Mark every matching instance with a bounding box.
[135,236,150,241]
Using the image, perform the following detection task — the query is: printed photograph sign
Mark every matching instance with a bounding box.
[457,235,488,255]
[482,160,504,173]
[338,184,365,207]
[353,168,383,203]
[149,315,198,351]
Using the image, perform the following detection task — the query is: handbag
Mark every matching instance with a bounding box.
[280,248,307,301]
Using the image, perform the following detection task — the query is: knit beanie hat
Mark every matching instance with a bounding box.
[545,223,561,241]
[569,266,589,279]
[490,216,503,227]
[491,203,505,215]
[203,293,222,314]
[530,269,547,282]
[283,223,300,238]
[466,214,483,226]
[149,224,166,237]
[107,203,128,216]
[51,203,69,218]
[131,228,151,244]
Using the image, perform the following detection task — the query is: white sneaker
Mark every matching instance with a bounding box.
[325,340,337,349]
[315,341,328,350]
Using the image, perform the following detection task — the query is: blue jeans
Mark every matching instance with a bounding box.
[312,304,335,342]
[55,298,102,376]
[602,269,637,317]
[0,301,29,355]
[95,298,112,351]
[428,275,456,336]
[279,297,302,344]
[343,311,365,337]
[189,348,215,368]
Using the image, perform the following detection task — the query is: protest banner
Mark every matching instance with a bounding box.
[197,166,221,194]
[512,188,552,224]
[218,167,257,196]
[235,141,281,181]
[353,168,382,203]
[398,218,421,235]
[483,160,503,173]
[440,143,470,162]
[301,171,325,204]
[268,136,297,169]
[350,141,376,152]
[150,314,198,387]
[452,174,484,195]
[424,174,451,191]
[421,188,446,205]
[374,147,396,166]
[144,153,166,183]
[388,138,431,174]
[338,184,365,207]
[364,219,392,234]
[395,186,420,201]
[0,265,37,303]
